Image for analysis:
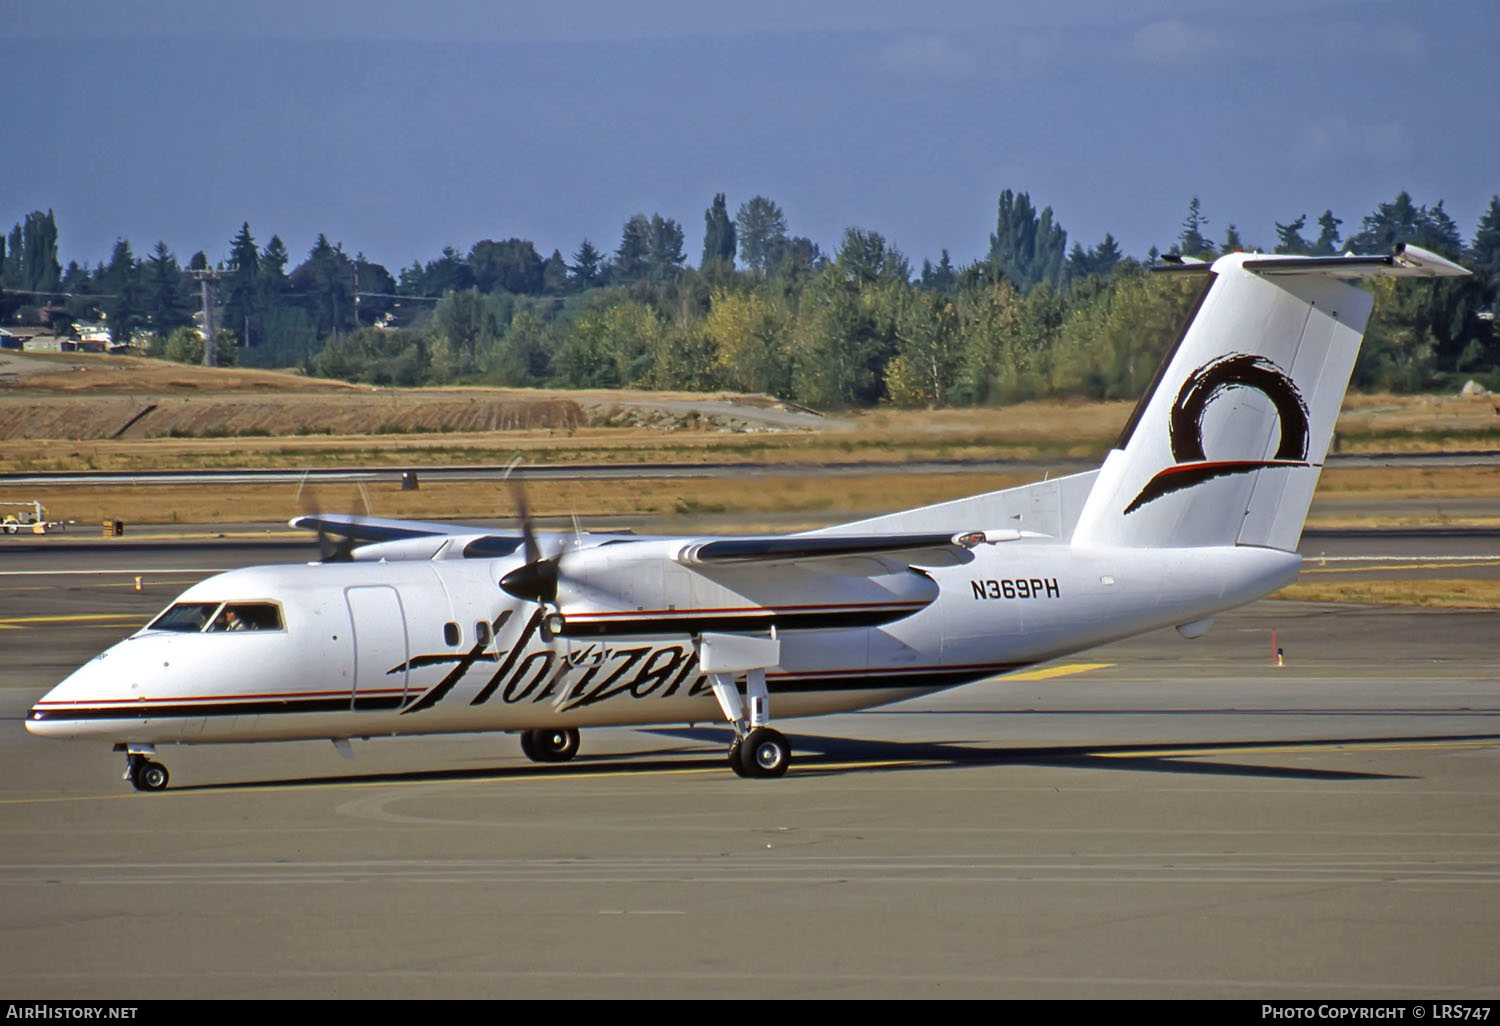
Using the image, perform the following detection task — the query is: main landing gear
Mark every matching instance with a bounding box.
[728,725,791,779]
[710,668,791,779]
[519,727,580,764]
[698,632,791,779]
[116,744,170,792]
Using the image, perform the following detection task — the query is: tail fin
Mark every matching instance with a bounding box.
[1071,244,1469,552]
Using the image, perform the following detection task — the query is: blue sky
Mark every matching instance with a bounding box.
[4,0,1497,275]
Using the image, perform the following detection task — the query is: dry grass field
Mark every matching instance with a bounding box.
[5,352,1500,618]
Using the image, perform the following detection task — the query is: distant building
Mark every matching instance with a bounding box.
[75,322,110,343]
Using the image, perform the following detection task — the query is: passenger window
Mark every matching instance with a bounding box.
[208,603,284,632]
[444,622,461,646]
[475,621,492,646]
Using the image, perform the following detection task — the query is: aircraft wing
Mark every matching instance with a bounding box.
[676,532,970,567]
[288,513,485,541]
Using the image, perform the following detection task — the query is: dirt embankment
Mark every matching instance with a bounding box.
[0,394,589,440]
[0,353,824,441]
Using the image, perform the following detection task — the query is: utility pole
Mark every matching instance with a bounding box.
[187,266,231,367]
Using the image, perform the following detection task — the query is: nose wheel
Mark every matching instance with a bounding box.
[122,750,170,792]
[519,728,580,763]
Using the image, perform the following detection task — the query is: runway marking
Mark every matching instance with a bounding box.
[0,966,1483,994]
[999,663,1113,682]
[0,568,230,577]
[1310,555,1500,562]
[0,760,927,805]
[0,613,145,626]
[1302,558,1500,574]
[1095,738,1499,759]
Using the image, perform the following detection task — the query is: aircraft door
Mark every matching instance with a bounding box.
[345,585,410,709]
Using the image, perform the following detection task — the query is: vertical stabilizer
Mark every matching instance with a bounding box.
[1071,245,1469,552]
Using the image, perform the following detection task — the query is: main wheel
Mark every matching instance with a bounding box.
[130,760,169,792]
[524,728,580,763]
[518,730,537,761]
[728,739,751,778]
[739,727,790,778]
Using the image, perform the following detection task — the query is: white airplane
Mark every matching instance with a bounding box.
[26,245,1469,790]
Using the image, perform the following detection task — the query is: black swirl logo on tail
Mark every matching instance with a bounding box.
[1124,353,1311,514]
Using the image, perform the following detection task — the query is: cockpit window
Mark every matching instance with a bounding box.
[147,601,284,633]
[208,603,284,632]
[147,602,222,633]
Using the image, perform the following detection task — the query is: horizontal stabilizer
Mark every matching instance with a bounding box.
[1155,243,1469,280]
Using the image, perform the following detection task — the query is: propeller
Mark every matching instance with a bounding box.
[498,463,570,640]
[296,473,366,564]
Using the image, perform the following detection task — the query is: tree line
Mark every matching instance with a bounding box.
[4,188,1498,404]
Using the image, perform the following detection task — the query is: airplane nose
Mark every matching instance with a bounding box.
[24,646,125,739]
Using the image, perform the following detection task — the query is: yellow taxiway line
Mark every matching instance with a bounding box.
[999,663,1114,682]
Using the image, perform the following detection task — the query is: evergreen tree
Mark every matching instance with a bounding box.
[430,288,498,378]
[61,260,93,295]
[351,255,396,328]
[779,237,822,281]
[541,250,569,294]
[647,215,686,283]
[419,246,475,295]
[1422,200,1464,258]
[224,222,260,346]
[258,235,291,323]
[144,241,191,337]
[569,239,604,290]
[613,215,651,284]
[1177,197,1212,258]
[1467,196,1500,288]
[736,196,788,275]
[920,250,958,293]
[2,224,21,289]
[835,228,909,285]
[988,190,1067,293]
[1312,211,1343,255]
[3,211,62,294]
[469,239,544,294]
[102,239,145,345]
[1067,235,1122,281]
[290,235,357,337]
[701,193,737,270]
[1274,215,1310,254]
[1347,191,1425,253]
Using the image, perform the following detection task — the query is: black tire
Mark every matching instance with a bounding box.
[525,728,580,763]
[728,739,751,778]
[131,760,169,792]
[518,730,537,761]
[740,727,790,778]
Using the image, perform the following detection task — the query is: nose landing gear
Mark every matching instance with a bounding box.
[117,745,170,792]
[519,727,580,763]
